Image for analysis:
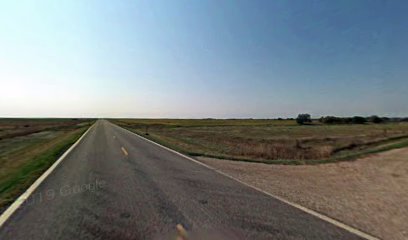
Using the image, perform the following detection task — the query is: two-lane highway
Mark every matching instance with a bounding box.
[0,120,364,239]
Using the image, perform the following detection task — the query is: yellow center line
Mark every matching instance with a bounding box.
[121,147,128,156]
[176,224,188,240]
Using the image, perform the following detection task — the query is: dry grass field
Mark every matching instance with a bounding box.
[0,118,90,140]
[113,119,408,164]
[0,119,93,211]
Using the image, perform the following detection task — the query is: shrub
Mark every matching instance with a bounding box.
[381,117,390,123]
[368,115,383,124]
[343,117,353,124]
[352,116,367,124]
[320,116,344,124]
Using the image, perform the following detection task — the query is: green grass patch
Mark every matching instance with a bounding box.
[0,127,88,211]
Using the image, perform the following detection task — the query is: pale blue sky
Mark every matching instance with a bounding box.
[1,0,407,118]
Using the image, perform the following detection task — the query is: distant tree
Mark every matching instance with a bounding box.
[352,116,367,124]
[368,115,383,124]
[296,114,312,125]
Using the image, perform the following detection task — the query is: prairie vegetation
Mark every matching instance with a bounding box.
[0,119,93,211]
[0,118,91,140]
[113,118,408,164]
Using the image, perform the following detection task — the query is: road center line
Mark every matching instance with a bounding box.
[121,147,128,156]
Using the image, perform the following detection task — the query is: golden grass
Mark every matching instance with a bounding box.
[113,119,408,163]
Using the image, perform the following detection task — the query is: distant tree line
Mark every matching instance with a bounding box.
[318,115,395,124]
[295,114,408,125]
[319,116,368,124]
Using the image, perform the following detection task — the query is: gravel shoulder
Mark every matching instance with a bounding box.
[197,148,408,240]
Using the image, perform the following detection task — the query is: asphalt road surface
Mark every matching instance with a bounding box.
[0,120,364,240]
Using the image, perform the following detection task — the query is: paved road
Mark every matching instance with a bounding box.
[0,120,363,239]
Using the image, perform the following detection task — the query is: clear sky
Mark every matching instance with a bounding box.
[1,0,407,118]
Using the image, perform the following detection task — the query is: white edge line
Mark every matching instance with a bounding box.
[116,123,380,240]
[0,123,95,228]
